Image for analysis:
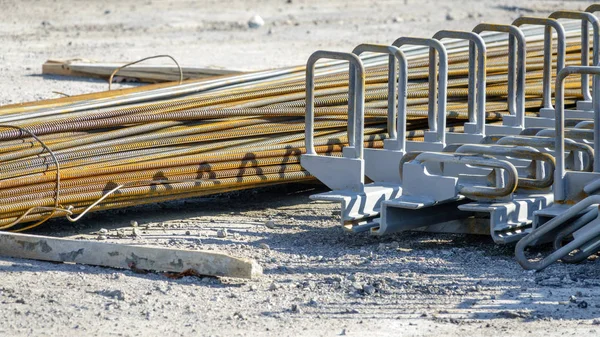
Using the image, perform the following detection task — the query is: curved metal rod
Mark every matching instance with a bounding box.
[400,152,518,198]
[515,195,600,270]
[392,37,448,145]
[552,208,598,263]
[512,17,566,110]
[455,144,555,189]
[549,11,600,102]
[554,66,600,201]
[108,55,184,91]
[305,51,365,157]
[496,135,594,172]
[351,44,408,152]
[433,30,487,135]
[473,23,526,128]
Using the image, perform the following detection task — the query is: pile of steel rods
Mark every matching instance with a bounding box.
[0,22,593,230]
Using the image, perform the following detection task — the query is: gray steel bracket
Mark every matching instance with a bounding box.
[301,50,366,192]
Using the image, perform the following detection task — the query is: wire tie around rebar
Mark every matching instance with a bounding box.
[0,125,71,232]
[108,55,184,90]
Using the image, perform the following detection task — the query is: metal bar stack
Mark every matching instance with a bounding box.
[1,5,600,271]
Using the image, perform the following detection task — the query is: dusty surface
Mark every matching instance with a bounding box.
[1,0,600,336]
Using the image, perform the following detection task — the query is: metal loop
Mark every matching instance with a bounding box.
[351,44,408,151]
[515,195,600,270]
[433,30,487,135]
[473,23,526,128]
[305,51,365,158]
[400,152,518,199]
[495,135,594,172]
[512,17,566,110]
[549,11,600,102]
[392,37,448,145]
[454,144,555,189]
[553,66,600,201]
[552,208,599,263]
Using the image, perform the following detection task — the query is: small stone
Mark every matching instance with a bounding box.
[390,241,400,249]
[268,283,279,291]
[538,277,562,287]
[291,304,301,313]
[352,282,363,291]
[185,231,191,236]
[97,235,107,241]
[94,289,125,301]
[578,301,588,309]
[248,15,265,29]
[217,229,228,238]
[359,250,372,258]
[363,284,376,295]
[104,9,111,15]
[99,228,108,234]
[259,243,270,250]
[392,17,404,23]
[250,284,257,291]
[570,295,577,303]
[593,319,600,325]
[130,220,138,227]
[445,13,455,21]
[265,220,276,229]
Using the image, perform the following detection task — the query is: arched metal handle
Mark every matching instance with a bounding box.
[473,23,526,129]
[392,37,448,145]
[512,17,566,110]
[549,11,600,102]
[351,44,408,152]
[433,30,487,136]
[554,66,600,201]
[305,51,365,157]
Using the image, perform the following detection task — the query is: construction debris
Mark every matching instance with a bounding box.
[0,231,262,279]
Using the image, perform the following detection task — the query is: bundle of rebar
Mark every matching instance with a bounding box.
[0,21,593,230]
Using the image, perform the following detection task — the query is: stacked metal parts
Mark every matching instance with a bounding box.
[302,5,600,270]
[0,6,599,270]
